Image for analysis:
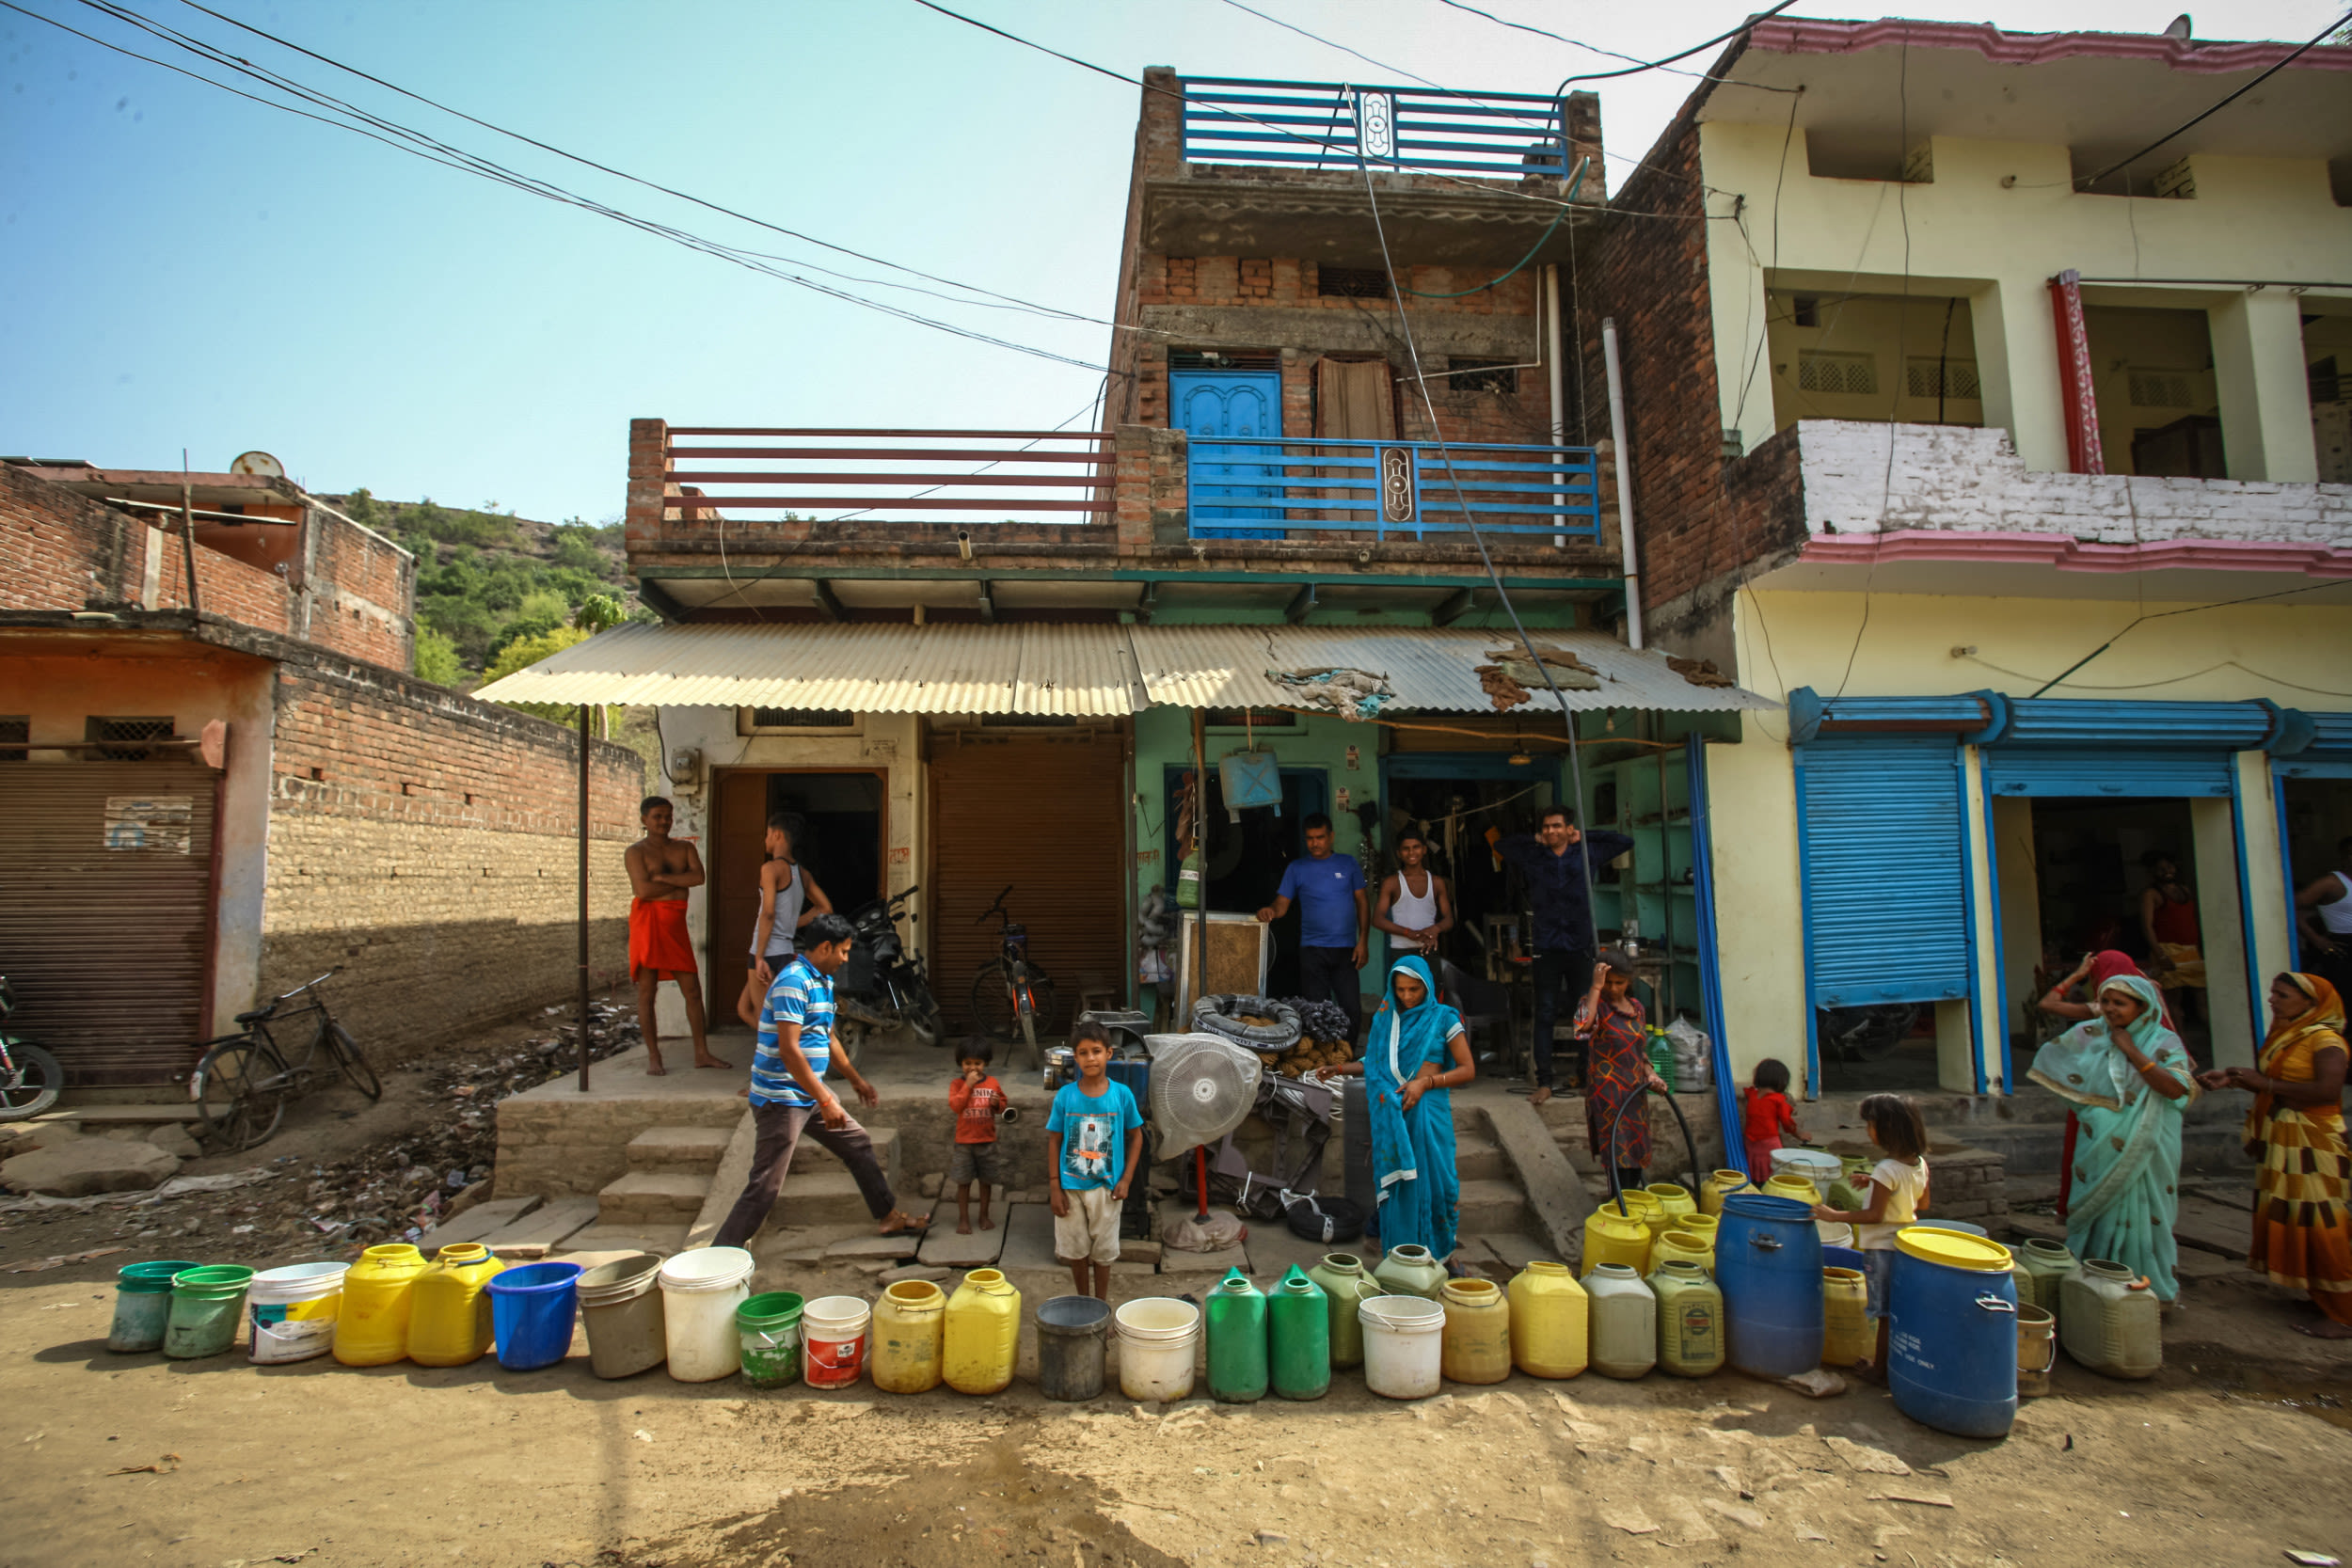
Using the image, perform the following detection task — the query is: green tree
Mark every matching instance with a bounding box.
[574,593,627,633]
[483,625,619,736]
[412,625,463,687]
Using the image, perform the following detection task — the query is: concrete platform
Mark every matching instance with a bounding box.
[997,1203,1061,1271]
[918,1200,1009,1268]
[419,1196,542,1252]
[557,1224,688,1259]
[480,1196,600,1258]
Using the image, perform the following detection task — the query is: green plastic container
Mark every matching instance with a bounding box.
[164,1265,255,1359]
[1646,1031,1677,1093]
[737,1291,805,1388]
[107,1259,200,1354]
[1203,1267,1267,1403]
[1267,1265,1330,1402]
[1308,1253,1378,1369]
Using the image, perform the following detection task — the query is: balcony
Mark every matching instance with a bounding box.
[1179,77,1577,180]
[1187,435,1600,544]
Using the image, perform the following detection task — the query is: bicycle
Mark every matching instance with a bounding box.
[189,968,380,1151]
[968,883,1056,1070]
[0,978,67,1120]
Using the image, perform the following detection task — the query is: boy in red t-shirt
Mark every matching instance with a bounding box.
[1741,1056,1811,1180]
[947,1037,1011,1234]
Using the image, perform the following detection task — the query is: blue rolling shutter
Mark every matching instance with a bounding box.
[1796,737,1972,1008]
[1980,748,2233,798]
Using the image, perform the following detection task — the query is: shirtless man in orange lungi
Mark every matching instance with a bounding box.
[626,796,729,1075]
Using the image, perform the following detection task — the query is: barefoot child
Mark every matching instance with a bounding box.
[1812,1092,1930,1375]
[1046,1022,1143,1302]
[948,1036,1010,1234]
[1741,1057,1810,1180]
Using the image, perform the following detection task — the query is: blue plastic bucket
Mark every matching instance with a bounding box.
[1888,1231,2019,1438]
[1822,1244,1866,1274]
[1715,1194,1823,1379]
[486,1261,582,1371]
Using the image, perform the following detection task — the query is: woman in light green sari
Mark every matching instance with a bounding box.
[2028,973,2197,1301]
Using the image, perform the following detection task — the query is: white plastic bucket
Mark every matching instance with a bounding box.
[658,1246,755,1383]
[1817,1220,1855,1247]
[1359,1293,1445,1400]
[801,1294,872,1390]
[247,1261,348,1365]
[1771,1148,1841,1200]
[1114,1296,1201,1403]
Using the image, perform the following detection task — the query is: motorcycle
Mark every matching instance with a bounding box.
[0,978,65,1119]
[1818,1004,1921,1063]
[834,884,944,1054]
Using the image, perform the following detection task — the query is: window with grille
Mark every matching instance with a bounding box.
[1317,266,1391,299]
[740,708,860,736]
[86,716,174,761]
[1904,358,1981,401]
[1797,351,1879,397]
[1446,358,1519,395]
[2128,368,2199,408]
[0,717,25,764]
[2310,356,2341,406]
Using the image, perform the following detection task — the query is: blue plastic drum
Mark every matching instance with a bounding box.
[1715,1193,1823,1379]
[1887,1227,2019,1439]
[486,1261,583,1371]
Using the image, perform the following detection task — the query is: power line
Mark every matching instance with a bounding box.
[1432,0,1788,88]
[1552,0,1805,89]
[2071,8,2351,190]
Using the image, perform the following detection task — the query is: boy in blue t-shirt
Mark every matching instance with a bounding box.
[1044,1021,1144,1301]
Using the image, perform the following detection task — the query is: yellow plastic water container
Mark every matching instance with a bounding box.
[333,1243,429,1367]
[1581,1202,1653,1278]
[1505,1261,1587,1379]
[1643,1183,1697,1241]
[1653,1228,1714,1275]
[943,1268,1020,1394]
[1649,1259,1724,1377]
[1821,1267,1871,1366]
[408,1243,504,1366]
[871,1279,946,1394]
[1699,1170,1755,1216]
[1762,1174,1820,1208]
[1438,1277,1511,1386]
[1676,1212,1720,1253]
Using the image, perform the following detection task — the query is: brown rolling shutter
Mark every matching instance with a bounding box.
[929,729,1126,1033]
[0,760,218,1085]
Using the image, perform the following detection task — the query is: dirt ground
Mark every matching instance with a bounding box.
[3,1245,2347,1568]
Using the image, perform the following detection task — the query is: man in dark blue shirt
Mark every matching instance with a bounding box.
[1257,813,1369,1043]
[1497,806,1634,1102]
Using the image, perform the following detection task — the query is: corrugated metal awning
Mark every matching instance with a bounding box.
[469,622,1141,716]
[471,621,1774,716]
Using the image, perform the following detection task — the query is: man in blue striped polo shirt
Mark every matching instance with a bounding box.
[712,911,929,1248]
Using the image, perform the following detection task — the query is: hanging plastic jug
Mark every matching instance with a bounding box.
[1204,1267,1268,1403]
[408,1243,504,1367]
[1267,1266,1330,1402]
[943,1268,1021,1395]
[1308,1253,1379,1369]
[1438,1277,1511,1385]
[1506,1260,1588,1378]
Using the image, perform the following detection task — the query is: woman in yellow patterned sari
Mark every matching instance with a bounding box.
[2200,974,2352,1338]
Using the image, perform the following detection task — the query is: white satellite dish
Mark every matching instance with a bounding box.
[229,451,285,479]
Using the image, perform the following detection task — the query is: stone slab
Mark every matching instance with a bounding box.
[1159,1244,1249,1279]
[917,1199,1009,1267]
[35,1104,204,1124]
[880,1263,950,1285]
[997,1203,1061,1271]
[2170,1245,2245,1282]
[824,1232,922,1261]
[2003,1210,2068,1243]
[1484,1099,1591,1261]
[0,1137,177,1196]
[420,1195,544,1252]
[481,1196,601,1258]
[685,1109,758,1251]
[2173,1196,2255,1256]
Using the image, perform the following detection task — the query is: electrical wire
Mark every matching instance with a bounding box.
[1960,653,2352,699]
[1551,0,1806,89]
[1430,0,1731,83]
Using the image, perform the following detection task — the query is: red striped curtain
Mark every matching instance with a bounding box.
[2048,269,2106,475]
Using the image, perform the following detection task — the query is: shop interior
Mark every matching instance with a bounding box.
[1381,770,1556,982]
[2281,775,2352,960]
[1164,764,1327,1000]
[708,769,885,1020]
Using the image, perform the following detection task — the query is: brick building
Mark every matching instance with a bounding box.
[0,459,643,1086]
[1582,18,2352,1098]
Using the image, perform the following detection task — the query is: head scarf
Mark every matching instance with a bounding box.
[2085,950,2173,1030]
[2031,973,2187,1111]
[2265,972,2347,1051]
[1369,954,1460,1095]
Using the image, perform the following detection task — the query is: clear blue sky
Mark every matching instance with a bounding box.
[2,0,2335,522]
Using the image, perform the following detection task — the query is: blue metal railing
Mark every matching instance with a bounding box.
[1180,76,1573,179]
[1184,436,1601,542]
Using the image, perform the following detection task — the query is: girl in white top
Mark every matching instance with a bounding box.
[1373,831,1455,958]
[1814,1093,1931,1368]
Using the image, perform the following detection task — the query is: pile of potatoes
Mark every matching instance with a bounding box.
[1270,1037,1356,1078]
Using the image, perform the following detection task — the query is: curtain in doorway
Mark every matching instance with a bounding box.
[1315,357,1396,440]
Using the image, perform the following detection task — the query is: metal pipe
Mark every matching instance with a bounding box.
[1599,318,1643,649]
[178,451,202,618]
[1546,262,1565,549]
[579,703,592,1092]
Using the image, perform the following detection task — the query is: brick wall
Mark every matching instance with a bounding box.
[150,525,298,637]
[260,648,644,1066]
[0,463,142,608]
[1580,117,1810,647]
[302,507,416,669]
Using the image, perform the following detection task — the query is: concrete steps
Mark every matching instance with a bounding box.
[1455,1177,1534,1236]
[1453,1132,1509,1184]
[596,1120,905,1229]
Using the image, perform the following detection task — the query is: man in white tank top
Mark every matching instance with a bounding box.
[2296,834,2352,990]
[1373,830,1455,961]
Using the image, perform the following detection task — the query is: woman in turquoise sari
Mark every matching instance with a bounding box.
[2027,973,2198,1301]
[1316,955,1474,1261]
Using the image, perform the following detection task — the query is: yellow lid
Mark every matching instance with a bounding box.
[1894,1226,2015,1273]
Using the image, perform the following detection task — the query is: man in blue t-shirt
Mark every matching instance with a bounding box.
[1257,813,1369,1043]
[711,911,930,1249]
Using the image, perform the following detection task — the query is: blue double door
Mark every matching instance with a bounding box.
[1170,369,1283,539]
